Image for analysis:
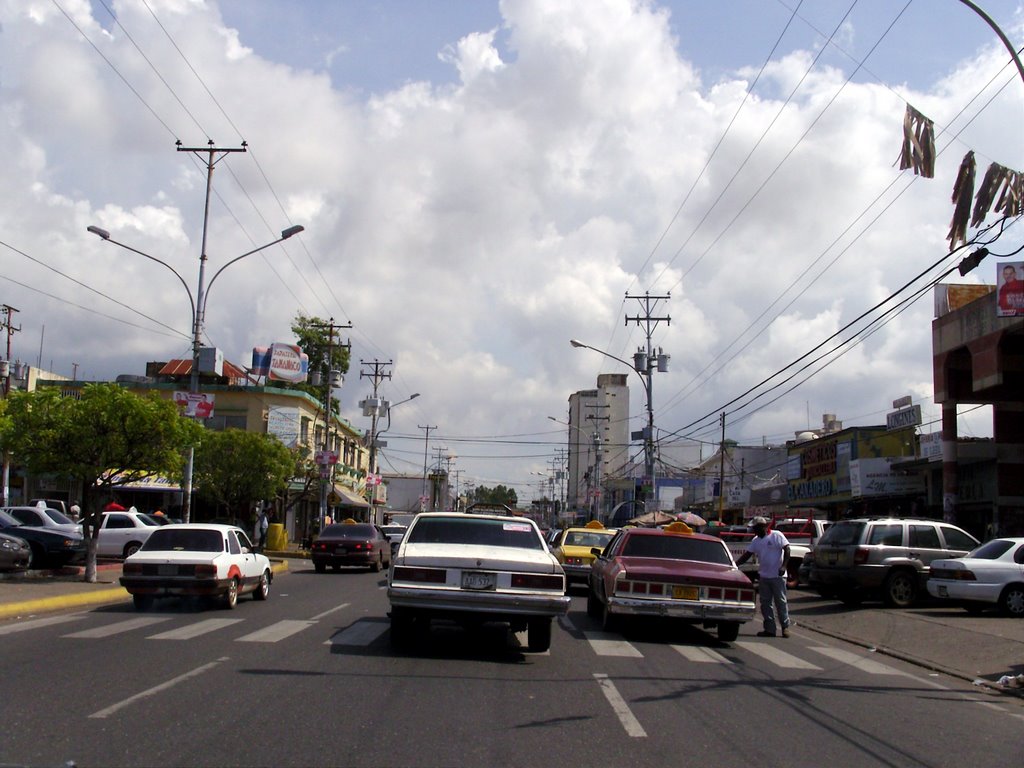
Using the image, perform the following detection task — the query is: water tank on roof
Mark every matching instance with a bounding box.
[794,431,818,443]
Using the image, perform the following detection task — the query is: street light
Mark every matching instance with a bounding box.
[366,392,420,523]
[570,338,667,512]
[88,223,304,522]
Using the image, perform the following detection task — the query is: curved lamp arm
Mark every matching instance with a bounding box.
[202,225,304,315]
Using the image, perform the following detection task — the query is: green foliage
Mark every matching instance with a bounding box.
[469,484,519,507]
[192,428,294,519]
[285,313,350,411]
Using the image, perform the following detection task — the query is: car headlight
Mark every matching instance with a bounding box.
[0,539,18,551]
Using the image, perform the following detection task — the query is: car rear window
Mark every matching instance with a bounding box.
[142,529,225,553]
[818,522,865,546]
[621,534,732,565]
[321,524,377,538]
[406,517,542,550]
[967,539,1015,559]
[563,531,614,548]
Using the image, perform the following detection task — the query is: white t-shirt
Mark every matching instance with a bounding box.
[746,530,790,578]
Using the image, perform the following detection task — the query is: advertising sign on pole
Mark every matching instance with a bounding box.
[996,260,1024,318]
[173,391,215,419]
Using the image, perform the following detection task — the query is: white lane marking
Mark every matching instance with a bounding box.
[0,614,86,635]
[326,621,389,647]
[734,640,823,670]
[513,630,551,655]
[809,646,904,676]
[236,620,316,643]
[64,616,171,638]
[594,673,647,738]
[672,644,733,664]
[147,618,243,640]
[976,700,1024,723]
[89,657,229,719]
[309,603,350,621]
[583,631,643,657]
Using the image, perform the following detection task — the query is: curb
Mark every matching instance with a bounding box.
[0,559,290,621]
[794,618,1023,698]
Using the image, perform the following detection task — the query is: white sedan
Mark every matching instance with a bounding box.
[927,537,1024,616]
[96,510,160,559]
[120,524,272,610]
[387,512,570,652]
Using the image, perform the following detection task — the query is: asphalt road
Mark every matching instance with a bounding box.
[1,562,1022,767]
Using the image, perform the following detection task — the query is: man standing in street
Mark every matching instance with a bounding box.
[736,516,791,638]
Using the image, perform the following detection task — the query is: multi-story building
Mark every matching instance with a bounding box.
[565,373,629,522]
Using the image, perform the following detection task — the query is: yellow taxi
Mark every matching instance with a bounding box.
[551,520,617,586]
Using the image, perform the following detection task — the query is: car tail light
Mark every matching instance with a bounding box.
[393,566,446,584]
[194,564,217,578]
[935,569,976,581]
[629,581,648,594]
[854,547,869,565]
[707,587,723,600]
[123,562,143,575]
[351,542,370,551]
[511,573,563,590]
[648,583,664,595]
[740,589,755,602]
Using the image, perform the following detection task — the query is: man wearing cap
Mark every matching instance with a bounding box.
[736,516,792,638]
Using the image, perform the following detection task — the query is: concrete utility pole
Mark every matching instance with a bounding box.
[360,359,392,524]
[312,318,351,529]
[1,304,21,506]
[625,291,670,511]
[418,425,436,511]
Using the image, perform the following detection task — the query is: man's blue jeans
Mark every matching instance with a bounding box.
[758,576,790,635]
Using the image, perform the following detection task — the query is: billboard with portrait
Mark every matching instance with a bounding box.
[996,260,1024,318]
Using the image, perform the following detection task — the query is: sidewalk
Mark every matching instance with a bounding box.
[0,566,1020,696]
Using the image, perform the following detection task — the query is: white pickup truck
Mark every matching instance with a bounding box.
[718,518,830,587]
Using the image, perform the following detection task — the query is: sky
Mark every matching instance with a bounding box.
[2,0,1024,503]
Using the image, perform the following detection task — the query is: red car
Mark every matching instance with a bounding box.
[587,523,756,642]
[311,522,391,573]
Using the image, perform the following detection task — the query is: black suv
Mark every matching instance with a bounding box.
[809,517,978,607]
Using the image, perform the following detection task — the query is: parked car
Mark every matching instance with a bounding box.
[0,509,86,569]
[120,524,272,610]
[3,505,81,535]
[587,523,756,643]
[29,498,70,518]
[96,510,161,559]
[550,522,617,587]
[0,530,32,572]
[311,522,392,572]
[926,537,1024,617]
[809,517,979,607]
[387,511,570,652]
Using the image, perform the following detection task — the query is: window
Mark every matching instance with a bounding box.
[106,514,132,529]
[621,534,732,565]
[868,524,903,547]
[819,522,865,546]
[940,526,978,552]
[11,509,43,526]
[406,517,543,550]
[909,525,941,549]
[227,531,241,555]
[971,539,1015,560]
[143,529,224,553]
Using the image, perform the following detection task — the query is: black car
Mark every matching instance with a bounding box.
[311,523,391,572]
[0,531,31,572]
[0,509,86,569]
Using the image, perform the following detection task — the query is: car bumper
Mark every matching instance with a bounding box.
[313,552,379,566]
[608,595,755,622]
[119,576,234,596]
[927,580,1002,604]
[388,586,570,619]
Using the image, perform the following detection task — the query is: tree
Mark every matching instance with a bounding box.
[192,429,294,525]
[288,313,351,411]
[469,484,519,508]
[0,384,200,582]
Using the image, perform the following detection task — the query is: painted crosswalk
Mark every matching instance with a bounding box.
[147,618,245,640]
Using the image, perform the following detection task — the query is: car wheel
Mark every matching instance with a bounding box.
[527,618,552,652]
[601,598,619,633]
[313,560,326,573]
[586,587,600,618]
[371,554,382,573]
[223,577,239,609]
[390,609,414,648]
[883,570,918,608]
[717,621,740,643]
[999,584,1024,617]
[133,594,154,611]
[27,543,43,570]
[253,570,270,601]
[122,541,143,559]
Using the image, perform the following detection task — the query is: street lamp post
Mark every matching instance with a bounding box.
[87,223,304,522]
[548,415,602,522]
[367,392,420,523]
[570,338,668,512]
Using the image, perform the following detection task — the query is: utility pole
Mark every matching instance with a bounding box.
[418,425,436,511]
[625,291,670,511]
[1,304,21,507]
[360,359,392,524]
[312,318,351,530]
[717,412,727,523]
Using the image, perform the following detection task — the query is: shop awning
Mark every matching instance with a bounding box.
[330,484,369,508]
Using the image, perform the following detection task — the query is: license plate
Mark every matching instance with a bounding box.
[827,552,838,565]
[158,564,176,576]
[672,585,698,600]
[461,571,496,590]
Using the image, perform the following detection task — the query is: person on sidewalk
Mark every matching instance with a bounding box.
[736,516,792,638]
[257,507,269,551]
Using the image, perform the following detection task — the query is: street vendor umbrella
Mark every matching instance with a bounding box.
[627,510,677,527]
[103,501,126,511]
[675,511,707,527]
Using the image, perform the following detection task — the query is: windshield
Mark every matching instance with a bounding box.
[818,522,865,546]
[0,510,21,527]
[621,534,732,565]
[407,517,543,550]
[142,528,225,553]
[967,539,1015,560]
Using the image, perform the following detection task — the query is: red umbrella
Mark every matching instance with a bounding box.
[103,501,126,511]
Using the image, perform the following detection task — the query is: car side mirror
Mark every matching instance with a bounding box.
[591,546,604,558]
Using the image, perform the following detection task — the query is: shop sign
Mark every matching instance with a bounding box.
[886,404,921,431]
[801,440,837,478]
[251,344,309,383]
[266,406,300,448]
[850,458,925,497]
[919,431,942,461]
[788,477,835,501]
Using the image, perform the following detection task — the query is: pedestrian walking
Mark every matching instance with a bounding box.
[69,501,81,522]
[736,516,792,638]
[257,507,269,550]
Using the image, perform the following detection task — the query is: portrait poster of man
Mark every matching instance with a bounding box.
[996,261,1024,318]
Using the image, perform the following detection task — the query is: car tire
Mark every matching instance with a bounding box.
[371,554,382,573]
[122,541,143,559]
[586,587,600,618]
[313,560,326,574]
[223,577,239,610]
[133,594,154,611]
[883,570,918,608]
[717,621,740,643]
[601,599,619,633]
[26,543,43,570]
[527,618,552,652]
[999,584,1024,617]
[253,570,270,601]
